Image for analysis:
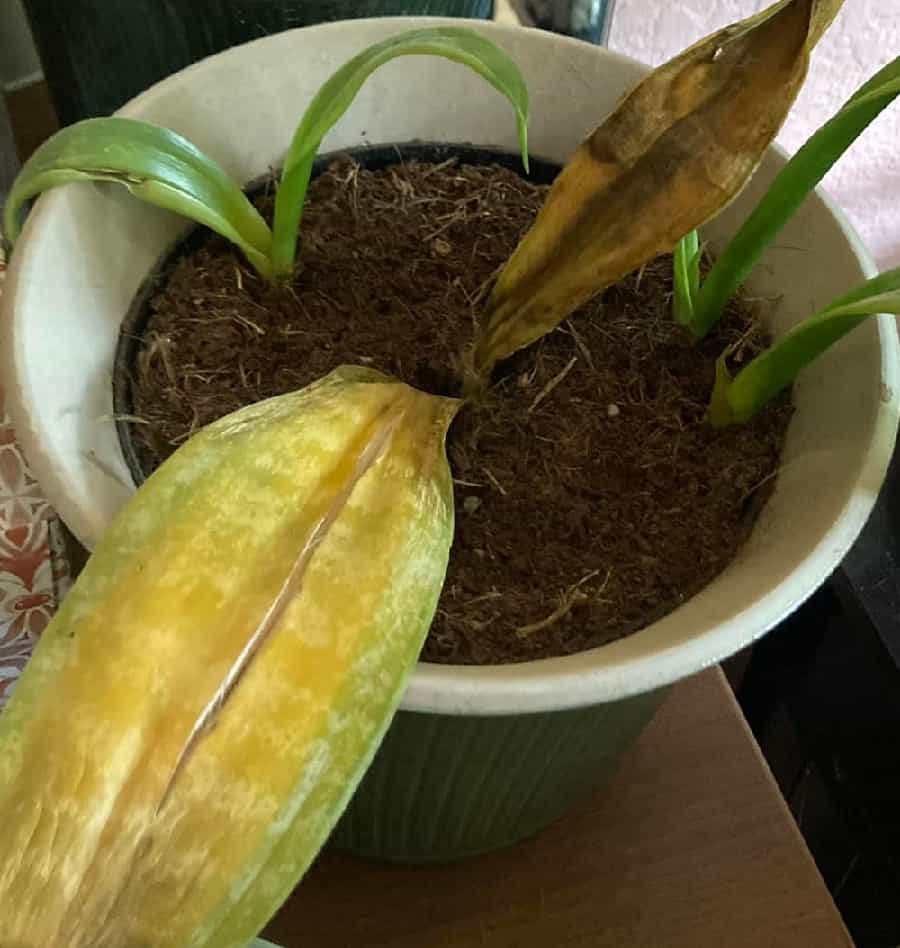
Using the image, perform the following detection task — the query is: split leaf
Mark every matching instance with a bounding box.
[0,366,458,948]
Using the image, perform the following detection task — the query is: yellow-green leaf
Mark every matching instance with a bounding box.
[0,366,458,947]
[471,0,843,380]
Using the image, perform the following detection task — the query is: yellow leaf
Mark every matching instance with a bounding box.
[471,0,843,380]
[0,366,458,948]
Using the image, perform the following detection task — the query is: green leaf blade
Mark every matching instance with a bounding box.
[713,266,900,425]
[3,117,273,276]
[673,230,700,326]
[270,27,530,277]
[691,56,900,339]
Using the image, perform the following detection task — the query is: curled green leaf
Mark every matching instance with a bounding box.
[3,117,274,277]
[270,26,530,277]
[710,267,900,426]
[471,0,843,381]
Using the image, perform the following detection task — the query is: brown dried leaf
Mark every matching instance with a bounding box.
[471,0,844,379]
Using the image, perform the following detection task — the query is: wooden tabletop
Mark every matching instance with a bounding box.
[265,668,852,948]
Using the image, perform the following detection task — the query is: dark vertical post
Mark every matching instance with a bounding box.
[0,98,18,203]
[21,0,495,125]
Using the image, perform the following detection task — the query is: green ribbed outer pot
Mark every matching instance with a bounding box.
[331,688,665,863]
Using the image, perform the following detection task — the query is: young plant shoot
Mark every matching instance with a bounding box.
[670,55,900,422]
[710,266,900,426]
[674,55,900,340]
[2,27,529,281]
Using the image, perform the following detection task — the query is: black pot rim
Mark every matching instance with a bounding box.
[112,140,563,487]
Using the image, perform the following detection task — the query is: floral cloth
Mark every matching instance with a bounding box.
[0,245,71,710]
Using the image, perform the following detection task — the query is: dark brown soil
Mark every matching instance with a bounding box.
[129,157,791,665]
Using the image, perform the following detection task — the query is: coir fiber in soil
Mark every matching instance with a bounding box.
[128,156,791,664]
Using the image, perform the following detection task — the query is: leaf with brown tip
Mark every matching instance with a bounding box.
[471,0,844,380]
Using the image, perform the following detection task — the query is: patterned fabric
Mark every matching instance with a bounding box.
[0,244,71,710]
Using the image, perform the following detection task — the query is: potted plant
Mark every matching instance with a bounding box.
[1,4,899,946]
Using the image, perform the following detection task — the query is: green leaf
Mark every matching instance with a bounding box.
[673,230,701,326]
[710,266,900,426]
[3,117,274,277]
[690,55,900,339]
[270,26,530,277]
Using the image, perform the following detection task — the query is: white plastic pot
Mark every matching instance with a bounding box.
[2,18,898,863]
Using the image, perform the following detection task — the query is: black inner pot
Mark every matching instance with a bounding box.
[112,142,562,487]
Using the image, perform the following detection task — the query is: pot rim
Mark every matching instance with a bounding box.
[4,18,898,716]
